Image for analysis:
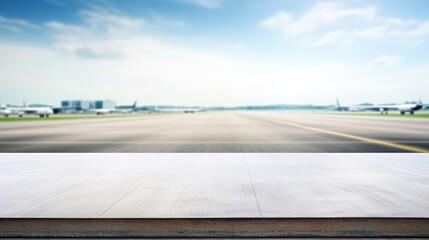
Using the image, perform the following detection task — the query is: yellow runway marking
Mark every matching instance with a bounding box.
[264,119,429,153]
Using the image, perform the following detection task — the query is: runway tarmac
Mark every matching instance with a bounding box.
[1,153,429,218]
[1,111,429,152]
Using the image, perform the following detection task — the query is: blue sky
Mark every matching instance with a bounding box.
[1,0,429,106]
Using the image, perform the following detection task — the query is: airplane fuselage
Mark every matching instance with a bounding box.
[10,107,54,117]
[333,99,424,115]
[353,104,423,115]
[0,108,12,117]
[90,101,137,115]
[91,108,135,115]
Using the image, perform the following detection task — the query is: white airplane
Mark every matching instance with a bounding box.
[90,101,138,115]
[153,106,202,114]
[0,101,12,117]
[1,101,53,118]
[355,103,423,115]
[9,101,54,118]
[334,99,423,115]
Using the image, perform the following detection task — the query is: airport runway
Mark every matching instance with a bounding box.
[1,111,429,152]
[1,153,429,218]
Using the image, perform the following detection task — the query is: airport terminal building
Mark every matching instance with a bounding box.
[60,100,116,112]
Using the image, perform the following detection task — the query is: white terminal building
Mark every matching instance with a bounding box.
[61,100,116,111]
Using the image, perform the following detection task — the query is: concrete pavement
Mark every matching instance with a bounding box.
[0,111,429,152]
[1,153,429,218]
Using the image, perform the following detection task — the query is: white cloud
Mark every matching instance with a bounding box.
[260,1,429,47]
[259,12,293,34]
[153,15,185,28]
[1,3,427,106]
[383,18,418,27]
[45,7,188,61]
[179,0,221,9]
[0,24,21,33]
[0,15,39,29]
[310,30,345,46]
[349,25,388,40]
[47,9,185,39]
[0,15,39,33]
[80,9,146,35]
[390,20,429,37]
[350,19,427,41]
[43,0,66,7]
[260,2,376,37]
[369,55,401,66]
[54,41,124,59]
[45,21,94,44]
[46,21,89,34]
[2,38,428,106]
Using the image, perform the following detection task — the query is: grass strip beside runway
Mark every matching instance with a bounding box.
[0,113,171,122]
[323,112,429,118]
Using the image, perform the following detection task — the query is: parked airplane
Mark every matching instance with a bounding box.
[0,101,12,117]
[90,101,138,115]
[0,102,54,118]
[3,101,54,118]
[334,99,423,115]
[357,103,423,115]
[153,106,202,114]
[331,98,350,111]
[116,101,138,114]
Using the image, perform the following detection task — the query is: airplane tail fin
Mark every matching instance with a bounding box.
[132,101,137,110]
[23,101,27,108]
[0,101,4,108]
[336,98,340,107]
[419,96,422,105]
